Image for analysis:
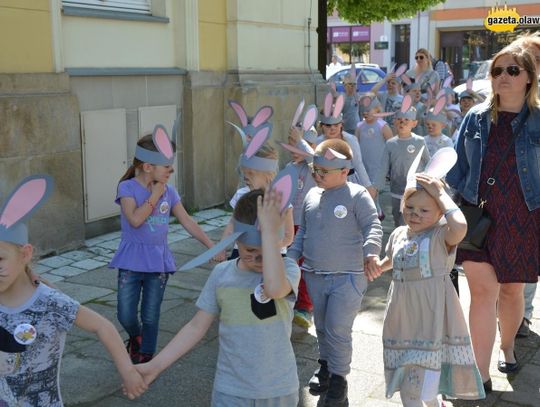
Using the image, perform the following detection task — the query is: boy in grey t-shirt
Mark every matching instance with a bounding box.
[135,189,301,406]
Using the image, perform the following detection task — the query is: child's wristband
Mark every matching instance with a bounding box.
[444,207,460,217]
[145,200,155,210]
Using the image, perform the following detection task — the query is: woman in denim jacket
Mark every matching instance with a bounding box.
[447,42,540,392]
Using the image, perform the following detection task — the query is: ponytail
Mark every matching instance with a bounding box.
[119,163,138,183]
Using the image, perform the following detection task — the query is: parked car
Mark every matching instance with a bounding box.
[453,60,492,98]
[327,63,387,94]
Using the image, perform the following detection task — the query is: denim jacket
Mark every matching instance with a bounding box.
[446,101,540,211]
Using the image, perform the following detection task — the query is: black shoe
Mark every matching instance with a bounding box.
[308,359,330,393]
[323,374,348,407]
[483,378,492,394]
[497,350,519,373]
[516,318,531,338]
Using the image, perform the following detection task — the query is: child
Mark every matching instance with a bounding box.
[371,70,404,129]
[0,175,147,405]
[109,126,222,364]
[375,95,431,227]
[368,148,485,406]
[340,65,361,134]
[222,124,294,259]
[424,97,454,156]
[135,188,301,406]
[288,139,383,407]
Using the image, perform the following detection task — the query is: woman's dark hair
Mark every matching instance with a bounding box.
[233,189,264,225]
[119,134,177,183]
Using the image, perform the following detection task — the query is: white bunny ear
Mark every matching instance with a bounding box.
[373,112,394,118]
[432,96,447,115]
[443,75,453,89]
[405,146,425,190]
[324,148,346,160]
[292,99,305,127]
[394,63,408,77]
[270,166,298,213]
[323,92,333,117]
[228,100,249,127]
[389,63,397,74]
[424,147,457,179]
[226,121,248,146]
[152,125,174,160]
[252,106,273,127]
[466,78,473,92]
[0,175,54,229]
[302,105,318,131]
[333,94,345,117]
[244,123,272,158]
[400,74,412,86]
[401,95,412,113]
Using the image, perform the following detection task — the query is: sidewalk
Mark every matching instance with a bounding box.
[37,205,540,406]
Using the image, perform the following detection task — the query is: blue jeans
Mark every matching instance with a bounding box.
[117,269,169,354]
[304,272,367,376]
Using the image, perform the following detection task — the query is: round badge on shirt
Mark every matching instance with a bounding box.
[159,201,169,214]
[254,283,271,304]
[405,241,419,256]
[13,323,37,345]
[407,145,416,154]
[334,205,348,219]
[367,128,375,136]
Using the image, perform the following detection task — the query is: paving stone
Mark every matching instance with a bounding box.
[55,281,113,304]
[196,223,218,232]
[70,258,108,271]
[86,246,113,257]
[61,250,94,261]
[38,255,73,268]
[204,215,231,227]
[66,267,117,290]
[84,235,107,247]
[98,231,121,241]
[96,239,121,251]
[33,263,52,274]
[39,273,65,284]
[167,232,190,244]
[50,265,88,277]
[193,208,228,220]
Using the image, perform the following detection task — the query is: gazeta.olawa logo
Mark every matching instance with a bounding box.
[484,5,540,32]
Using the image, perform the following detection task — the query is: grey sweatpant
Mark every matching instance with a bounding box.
[304,272,368,376]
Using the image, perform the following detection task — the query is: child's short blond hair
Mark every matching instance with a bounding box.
[315,139,352,160]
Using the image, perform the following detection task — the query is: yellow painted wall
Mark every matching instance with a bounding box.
[198,0,227,71]
[0,0,53,72]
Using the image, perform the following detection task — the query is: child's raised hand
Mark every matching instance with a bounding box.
[120,367,148,400]
[415,173,445,198]
[288,126,302,146]
[212,250,227,263]
[257,186,285,235]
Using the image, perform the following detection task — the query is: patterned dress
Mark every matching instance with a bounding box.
[457,111,540,283]
[383,225,485,401]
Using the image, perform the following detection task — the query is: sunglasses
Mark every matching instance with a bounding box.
[415,55,425,60]
[491,65,525,78]
[310,166,343,177]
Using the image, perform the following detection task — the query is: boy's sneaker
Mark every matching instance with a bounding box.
[293,309,312,329]
[135,352,154,365]
[323,374,348,407]
[309,359,330,393]
[125,335,142,363]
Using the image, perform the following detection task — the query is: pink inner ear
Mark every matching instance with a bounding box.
[244,126,270,158]
[333,95,344,117]
[443,76,453,89]
[401,95,412,113]
[154,128,174,159]
[272,175,292,212]
[280,142,310,157]
[324,93,333,117]
[0,179,47,228]
[466,78,473,91]
[395,63,407,77]
[229,101,248,127]
[303,107,318,130]
[292,100,305,127]
[400,74,411,85]
[433,97,446,115]
[252,106,273,127]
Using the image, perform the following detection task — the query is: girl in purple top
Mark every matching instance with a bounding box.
[109,126,223,364]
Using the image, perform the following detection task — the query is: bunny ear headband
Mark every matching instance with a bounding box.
[179,166,298,271]
[280,143,351,170]
[319,92,344,125]
[240,123,278,172]
[394,95,417,120]
[228,100,274,147]
[343,65,357,84]
[0,175,54,245]
[405,146,457,191]
[290,102,319,147]
[135,125,175,166]
[424,96,447,124]
[459,78,476,100]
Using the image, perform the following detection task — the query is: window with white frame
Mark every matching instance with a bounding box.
[63,0,151,14]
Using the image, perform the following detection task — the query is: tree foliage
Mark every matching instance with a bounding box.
[328,0,445,25]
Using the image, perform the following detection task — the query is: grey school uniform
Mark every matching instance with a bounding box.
[377,93,403,128]
[342,94,360,134]
[376,135,430,226]
[286,161,317,225]
[288,182,382,377]
[424,134,454,157]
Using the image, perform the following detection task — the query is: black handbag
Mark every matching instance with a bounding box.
[458,112,528,251]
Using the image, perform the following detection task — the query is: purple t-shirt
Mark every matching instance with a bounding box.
[109,178,181,273]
